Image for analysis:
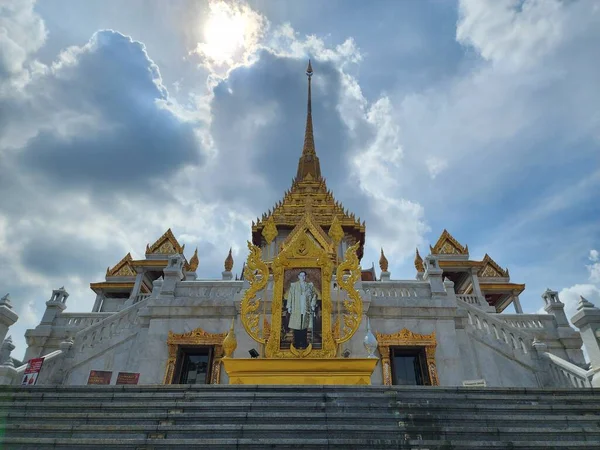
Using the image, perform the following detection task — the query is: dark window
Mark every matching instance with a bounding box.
[391,347,429,386]
[175,347,212,384]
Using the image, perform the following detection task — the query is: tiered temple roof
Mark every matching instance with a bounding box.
[251,61,365,259]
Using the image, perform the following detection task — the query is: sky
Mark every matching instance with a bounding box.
[1,0,599,360]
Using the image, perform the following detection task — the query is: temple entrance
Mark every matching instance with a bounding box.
[391,347,430,386]
[175,347,213,384]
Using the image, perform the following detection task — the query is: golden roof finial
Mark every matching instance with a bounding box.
[224,248,234,272]
[189,247,199,272]
[414,248,424,272]
[296,59,321,181]
[379,248,389,272]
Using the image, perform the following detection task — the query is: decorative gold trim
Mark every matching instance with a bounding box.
[163,327,227,385]
[375,328,439,386]
[479,282,525,292]
[240,242,270,345]
[147,228,184,255]
[106,252,136,277]
[478,254,509,278]
[328,215,344,245]
[262,216,278,245]
[438,260,483,268]
[430,229,468,255]
[335,242,363,345]
[90,282,135,291]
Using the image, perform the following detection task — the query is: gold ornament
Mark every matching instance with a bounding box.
[222,319,237,358]
[106,253,136,277]
[328,215,344,244]
[430,229,468,255]
[240,242,270,344]
[224,248,234,272]
[335,242,363,345]
[262,216,278,245]
[188,248,199,272]
[379,248,388,273]
[163,327,227,385]
[414,248,424,272]
[376,328,439,386]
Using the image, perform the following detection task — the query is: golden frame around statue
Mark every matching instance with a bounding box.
[240,222,364,359]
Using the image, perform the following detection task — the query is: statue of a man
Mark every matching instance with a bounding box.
[286,271,317,349]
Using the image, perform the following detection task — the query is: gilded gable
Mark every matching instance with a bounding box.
[146,228,184,255]
[106,253,136,278]
[430,229,468,255]
[478,254,509,278]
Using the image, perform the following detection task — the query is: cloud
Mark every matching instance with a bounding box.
[0,0,46,87]
[9,30,204,192]
[587,250,600,284]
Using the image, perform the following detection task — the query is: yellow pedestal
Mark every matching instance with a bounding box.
[221,358,378,385]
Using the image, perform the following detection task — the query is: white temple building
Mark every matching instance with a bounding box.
[2,63,600,390]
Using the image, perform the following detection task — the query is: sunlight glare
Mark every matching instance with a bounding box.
[202,2,249,65]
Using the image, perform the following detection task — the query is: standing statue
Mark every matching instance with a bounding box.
[286,271,317,349]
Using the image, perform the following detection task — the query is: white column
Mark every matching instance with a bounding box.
[512,293,524,314]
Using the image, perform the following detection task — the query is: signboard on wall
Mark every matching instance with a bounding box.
[21,357,44,386]
[87,370,112,385]
[116,372,140,385]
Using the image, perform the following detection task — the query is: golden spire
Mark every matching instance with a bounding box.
[379,248,389,272]
[224,248,234,272]
[188,248,199,272]
[414,248,424,272]
[296,59,321,181]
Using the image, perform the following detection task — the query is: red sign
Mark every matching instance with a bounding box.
[21,357,44,386]
[87,370,112,385]
[116,372,140,385]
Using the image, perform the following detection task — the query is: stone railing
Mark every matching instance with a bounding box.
[499,314,556,331]
[543,352,595,388]
[362,281,431,299]
[74,295,150,355]
[133,293,151,304]
[459,299,533,356]
[456,294,480,305]
[54,312,113,328]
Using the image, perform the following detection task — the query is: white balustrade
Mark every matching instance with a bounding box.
[543,352,593,388]
[133,293,151,304]
[456,294,479,305]
[75,295,150,354]
[499,314,555,330]
[54,313,113,328]
[362,282,430,299]
[461,300,532,356]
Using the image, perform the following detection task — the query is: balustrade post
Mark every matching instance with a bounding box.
[571,296,600,387]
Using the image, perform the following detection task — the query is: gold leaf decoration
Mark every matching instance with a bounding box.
[224,248,234,272]
[379,248,388,272]
[240,241,269,344]
[188,248,199,272]
[328,215,344,244]
[414,248,424,272]
[335,242,363,344]
[262,216,278,244]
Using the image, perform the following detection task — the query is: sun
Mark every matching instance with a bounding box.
[201,2,251,65]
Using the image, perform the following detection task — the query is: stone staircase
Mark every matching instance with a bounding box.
[0,385,599,449]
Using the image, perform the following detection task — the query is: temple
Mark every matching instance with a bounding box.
[3,62,600,390]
